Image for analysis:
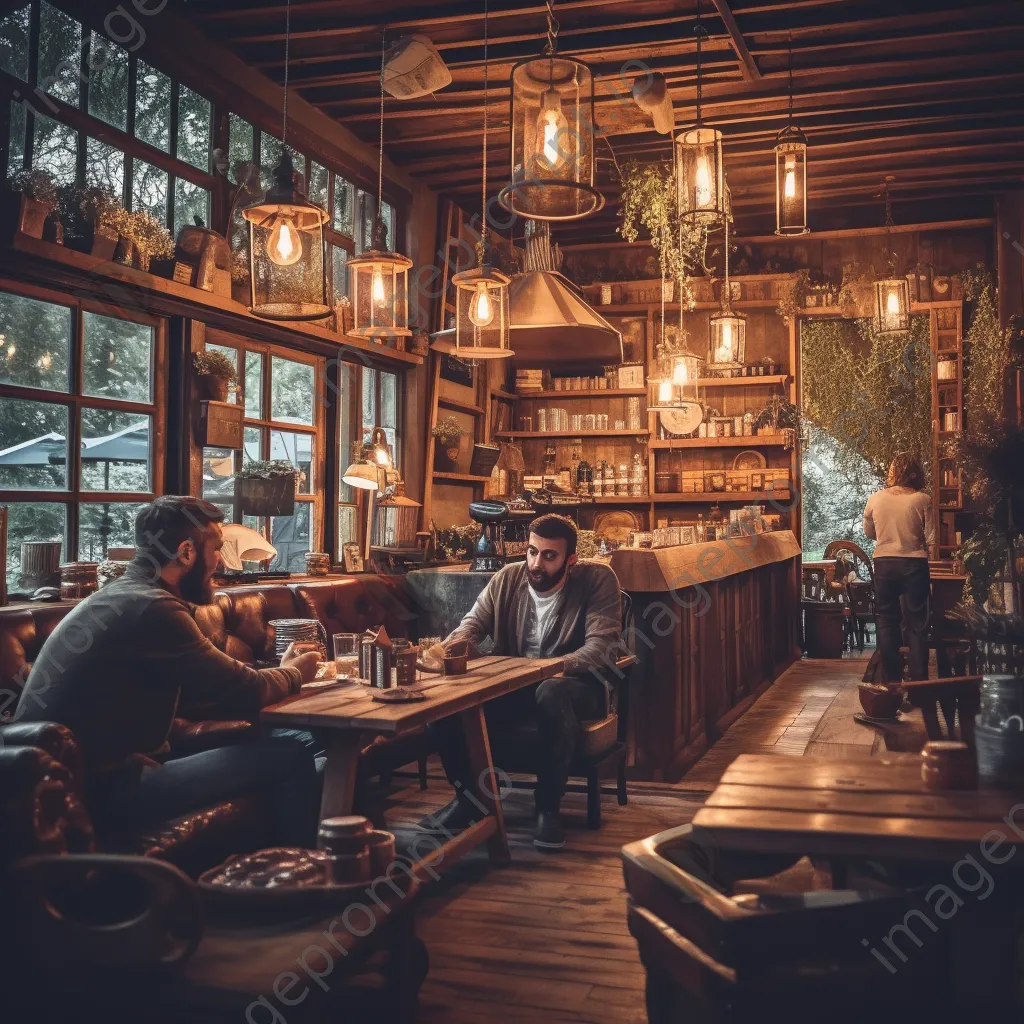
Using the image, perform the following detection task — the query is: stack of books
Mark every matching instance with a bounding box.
[515,369,545,393]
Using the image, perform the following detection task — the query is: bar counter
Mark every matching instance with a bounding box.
[610,530,802,781]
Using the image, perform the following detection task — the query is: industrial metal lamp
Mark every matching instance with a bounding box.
[708,208,745,368]
[498,0,602,222]
[347,32,412,342]
[242,0,329,321]
[775,35,808,236]
[873,177,910,336]
[342,426,396,492]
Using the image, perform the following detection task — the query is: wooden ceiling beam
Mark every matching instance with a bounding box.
[710,0,761,82]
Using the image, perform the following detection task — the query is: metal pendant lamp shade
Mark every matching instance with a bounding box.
[347,215,412,341]
[708,309,746,368]
[874,278,911,336]
[243,150,330,321]
[432,266,513,360]
[499,55,603,222]
[775,125,808,235]
[677,126,725,226]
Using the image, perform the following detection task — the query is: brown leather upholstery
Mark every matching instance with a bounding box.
[291,575,418,642]
[0,604,72,717]
[578,714,619,760]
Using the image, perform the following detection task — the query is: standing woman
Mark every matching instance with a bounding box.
[863,454,935,682]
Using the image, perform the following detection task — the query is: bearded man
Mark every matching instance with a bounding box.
[15,496,323,846]
[422,514,621,851]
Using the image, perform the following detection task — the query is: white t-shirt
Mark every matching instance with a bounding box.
[863,486,934,559]
[523,586,562,658]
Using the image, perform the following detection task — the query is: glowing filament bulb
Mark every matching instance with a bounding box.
[672,358,689,386]
[268,217,301,267]
[536,87,568,170]
[657,378,673,404]
[784,156,796,199]
[694,155,712,207]
[722,320,733,347]
[371,266,386,306]
[468,282,494,328]
[887,289,900,315]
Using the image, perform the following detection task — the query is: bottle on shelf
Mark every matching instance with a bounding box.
[593,460,605,497]
[630,453,645,496]
[576,457,593,496]
[696,513,705,543]
[617,463,628,496]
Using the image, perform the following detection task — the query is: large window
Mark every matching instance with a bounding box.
[0,284,162,593]
[4,2,212,235]
[200,335,323,573]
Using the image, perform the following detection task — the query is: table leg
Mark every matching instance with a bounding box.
[320,731,366,821]
[460,705,510,864]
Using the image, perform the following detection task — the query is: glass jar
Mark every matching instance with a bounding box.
[537,408,547,432]
[628,397,642,431]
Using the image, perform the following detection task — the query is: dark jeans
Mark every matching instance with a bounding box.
[428,677,607,814]
[91,731,323,848]
[874,556,931,683]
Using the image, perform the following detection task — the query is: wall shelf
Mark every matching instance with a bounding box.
[653,490,792,503]
[514,388,647,399]
[433,471,492,483]
[696,375,790,388]
[438,395,485,415]
[495,429,650,439]
[489,388,518,401]
[649,435,791,449]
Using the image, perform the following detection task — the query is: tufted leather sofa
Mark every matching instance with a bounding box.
[0,575,426,874]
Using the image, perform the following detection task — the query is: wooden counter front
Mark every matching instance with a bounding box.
[610,531,802,781]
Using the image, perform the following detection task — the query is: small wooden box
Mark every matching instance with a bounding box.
[726,470,750,491]
[199,400,243,449]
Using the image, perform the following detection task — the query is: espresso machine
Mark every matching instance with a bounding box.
[468,498,536,571]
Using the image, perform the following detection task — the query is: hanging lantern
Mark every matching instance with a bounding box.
[676,1,725,228]
[498,2,602,222]
[874,278,910,336]
[432,0,512,361]
[347,33,412,342]
[373,482,421,547]
[873,176,909,336]
[347,215,412,341]
[775,124,808,236]
[648,350,702,409]
[708,185,744,368]
[243,150,330,320]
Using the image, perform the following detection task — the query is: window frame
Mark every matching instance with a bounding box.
[0,277,166,560]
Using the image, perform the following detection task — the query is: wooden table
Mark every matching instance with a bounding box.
[692,752,1024,865]
[262,654,564,868]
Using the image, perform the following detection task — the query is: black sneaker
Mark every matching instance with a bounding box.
[416,795,481,834]
[533,810,566,850]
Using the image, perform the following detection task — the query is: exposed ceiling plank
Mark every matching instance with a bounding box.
[710,0,761,81]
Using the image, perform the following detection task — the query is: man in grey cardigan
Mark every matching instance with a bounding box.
[425,514,622,850]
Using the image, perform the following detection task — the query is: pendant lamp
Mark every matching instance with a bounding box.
[348,31,412,342]
[708,204,745,368]
[677,0,725,227]
[873,177,910,336]
[775,34,808,236]
[497,0,603,222]
[432,0,512,361]
[242,0,329,321]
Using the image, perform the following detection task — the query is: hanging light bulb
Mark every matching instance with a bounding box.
[672,356,689,386]
[784,156,796,199]
[371,265,386,306]
[694,155,712,208]
[468,282,495,327]
[267,215,302,267]
[536,86,567,169]
[886,288,900,315]
[657,378,674,404]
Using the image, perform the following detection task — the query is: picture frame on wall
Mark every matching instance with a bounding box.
[440,354,474,387]
[342,542,364,573]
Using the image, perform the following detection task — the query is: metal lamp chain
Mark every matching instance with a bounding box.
[281,0,290,144]
[545,0,559,56]
[378,28,385,216]
[478,0,490,265]
[788,31,794,124]
[695,0,703,125]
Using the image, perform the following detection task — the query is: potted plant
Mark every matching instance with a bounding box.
[431,416,465,472]
[131,210,175,274]
[6,169,59,241]
[192,350,237,402]
[236,460,297,518]
[58,184,121,259]
[230,248,250,305]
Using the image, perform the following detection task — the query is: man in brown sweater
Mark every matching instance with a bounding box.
[16,496,323,846]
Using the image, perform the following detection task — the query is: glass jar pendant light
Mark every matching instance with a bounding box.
[873,177,910,336]
[242,0,329,321]
[775,34,808,236]
[432,0,512,360]
[677,0,725,227]
[348,30,412,342]
[708,202,745,368]
[497,0,603,222]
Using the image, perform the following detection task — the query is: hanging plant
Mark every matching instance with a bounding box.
[618,161,709,287]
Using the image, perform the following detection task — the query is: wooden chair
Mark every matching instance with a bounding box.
[801,567,827,602]
[846,580,876,652]
[823,540,874,584]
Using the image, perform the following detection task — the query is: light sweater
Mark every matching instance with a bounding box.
[863,486,934,559]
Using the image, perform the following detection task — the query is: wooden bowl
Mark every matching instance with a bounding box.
[858,684,902,720]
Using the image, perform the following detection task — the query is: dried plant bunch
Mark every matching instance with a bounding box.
[431,416,464,445]
[8,169,58,209]
[237,460,297,479]
[192,350,237,380]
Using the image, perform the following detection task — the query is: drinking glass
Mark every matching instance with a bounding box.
[333,633,361,680]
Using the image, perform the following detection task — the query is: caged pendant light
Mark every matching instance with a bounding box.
[242,0,329,321]
[497,0,603,222]
[676,0,725,228]
[873,177,910,336]
[775,33,808,236]
[432,0,512,360]
[708,202,745,369]
[347,31,412,343]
